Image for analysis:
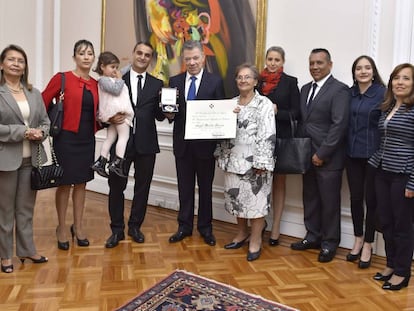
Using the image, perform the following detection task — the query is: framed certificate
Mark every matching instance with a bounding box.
[184,99,237,140]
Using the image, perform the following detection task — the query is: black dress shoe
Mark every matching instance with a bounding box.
[105,232,125,248]
[169,231,192,243]
[20,256,48,264]
[224,236,249,249]
[56,227,69,251]
[269,238,279,246]
[318,248,336,263]
[247,248,262,261]
[128,228,145,243]
[201,233,216,246]
[382,276,410,290]
[358,249,372,269]
[70,225,90,247]
[291,239,320,250]
[346,251,360,262]
[373,272,393,281]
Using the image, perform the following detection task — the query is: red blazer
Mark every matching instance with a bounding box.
[42,71,99,133]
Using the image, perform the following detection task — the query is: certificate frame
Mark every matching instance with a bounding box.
[184,99,238,140]
[100,0,268,96]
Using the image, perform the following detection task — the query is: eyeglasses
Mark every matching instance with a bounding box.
[236,75,254,81]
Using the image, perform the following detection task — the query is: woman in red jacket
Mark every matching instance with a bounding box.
[42,39,99,250]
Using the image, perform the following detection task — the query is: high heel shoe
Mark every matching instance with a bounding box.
[247,248,262,261]
[382,276,410,290]
[20,256,48,264]
[373,272,393,282]
[346,248,362,262]
[56,227,69,250]
[1,259,13,273]
[358,249,372,269]
[224,235,250,249]
[70,225,90,247]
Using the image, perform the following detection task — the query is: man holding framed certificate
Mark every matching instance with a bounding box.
[166,40,225,246]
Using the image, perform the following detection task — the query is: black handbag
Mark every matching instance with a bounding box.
[48,72,65,137]
[31,137,64,190]
[274,114,311,174]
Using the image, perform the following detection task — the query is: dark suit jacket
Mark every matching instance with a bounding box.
[299,75,350,170]
[258,72,300,138]
[169,71,225,158]
[122,71,164,155]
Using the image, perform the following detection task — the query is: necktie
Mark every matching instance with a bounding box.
[187,76,197,100]
[307,83,318,110]
[136,74,143,105]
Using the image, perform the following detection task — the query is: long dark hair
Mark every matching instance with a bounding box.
[351,55,385,87]
[381,63,414,111]
[0,44,32,91]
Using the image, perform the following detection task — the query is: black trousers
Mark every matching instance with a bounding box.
[345,157,377,242]
[108,153,156,233]
[174,145,215,236]
[375,168,414,278]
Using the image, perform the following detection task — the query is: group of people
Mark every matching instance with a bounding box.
[287,49,414,292]
[0,40,413,292]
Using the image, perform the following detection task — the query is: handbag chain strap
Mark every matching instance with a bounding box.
[36,137,60,169]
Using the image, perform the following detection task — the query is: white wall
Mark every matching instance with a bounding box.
[3,0,414,256]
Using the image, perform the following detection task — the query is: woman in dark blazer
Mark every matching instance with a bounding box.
[257,46,300,246]
[0,44,50,273]
[369,63,414,290]
[345,56,385,269]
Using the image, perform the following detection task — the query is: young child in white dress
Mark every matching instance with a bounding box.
[91,51,134,178]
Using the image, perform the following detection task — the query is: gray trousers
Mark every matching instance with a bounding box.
[0,158,37,258]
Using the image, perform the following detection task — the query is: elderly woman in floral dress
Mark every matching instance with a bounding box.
[215,63,276,261]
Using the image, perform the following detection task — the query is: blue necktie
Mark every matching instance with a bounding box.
[187,76,197,100]
[307,83,318,111]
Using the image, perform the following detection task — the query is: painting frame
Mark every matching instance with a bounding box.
[100,0,268,95]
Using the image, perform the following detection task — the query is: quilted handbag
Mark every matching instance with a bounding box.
[31,137,64,190]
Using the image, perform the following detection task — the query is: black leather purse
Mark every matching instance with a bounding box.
[48,72,65,137]
[274,114,311,174]
[31,137,64,190]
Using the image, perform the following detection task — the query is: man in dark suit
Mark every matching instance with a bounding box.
[166,40,225,246]
[105,42,164,248]
[291,48,350,262]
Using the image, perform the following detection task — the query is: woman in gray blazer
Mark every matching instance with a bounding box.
[0,45,50,273]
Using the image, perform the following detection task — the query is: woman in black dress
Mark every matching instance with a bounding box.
[258,46,300,246]
[42,40,99,250]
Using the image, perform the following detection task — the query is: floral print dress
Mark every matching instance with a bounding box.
[215,91,276,218]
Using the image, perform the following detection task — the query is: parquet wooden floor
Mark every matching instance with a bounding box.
[0,189,413,310]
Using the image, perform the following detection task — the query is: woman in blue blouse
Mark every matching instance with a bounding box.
[369,63,414,290]
[345,56,385,269]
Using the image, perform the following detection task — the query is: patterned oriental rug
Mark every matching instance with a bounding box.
[115,270,298,311]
